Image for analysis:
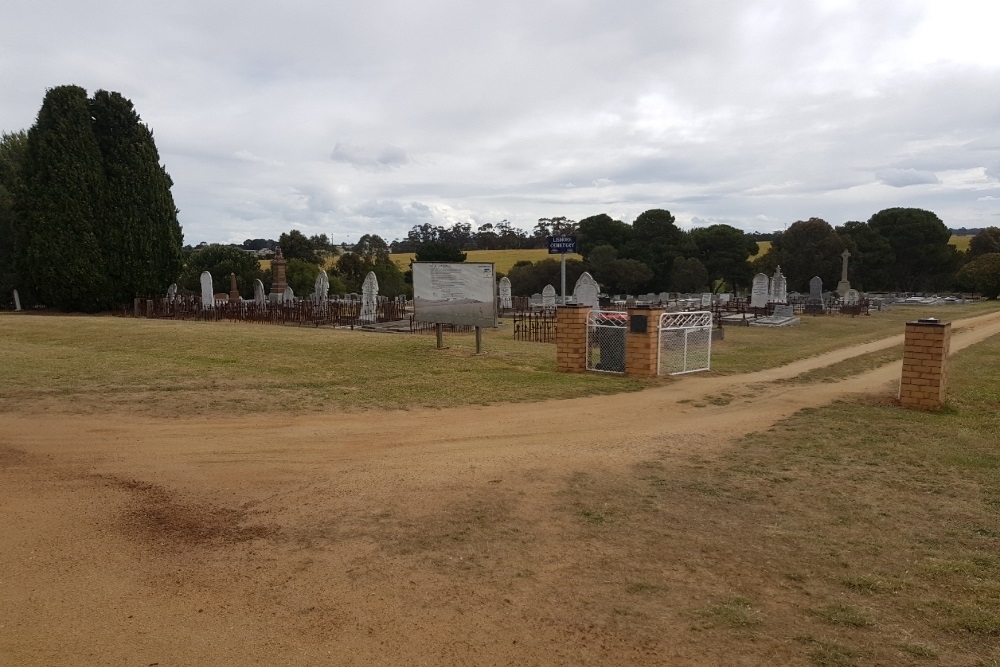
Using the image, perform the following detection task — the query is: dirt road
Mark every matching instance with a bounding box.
[2,311,1000,665]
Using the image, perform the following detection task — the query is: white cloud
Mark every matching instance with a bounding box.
[2,0,998,242]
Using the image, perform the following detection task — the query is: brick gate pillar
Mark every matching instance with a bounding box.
[556,305,591,373]
[900,317,951,410]
[625,307,665,378]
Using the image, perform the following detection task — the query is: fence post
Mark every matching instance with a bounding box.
[900,317,951,410]
[556,305,590,372]
[625,306,664,378]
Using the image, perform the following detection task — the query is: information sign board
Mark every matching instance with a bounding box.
[412,262,497,327]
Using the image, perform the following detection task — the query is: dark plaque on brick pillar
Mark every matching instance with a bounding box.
[630,314,648,334]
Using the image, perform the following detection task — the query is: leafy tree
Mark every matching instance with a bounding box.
[90,90,183,303]
[278,230,320,264]
[241,238,274,251]
[332,253,370,293]
[577,214,632,258]
[754,218,845,292]
[180,244,264,297]
[0,130,28,306]
[835,221,896,291]
[16,85,107,311]
[414,243,467,262]
[622,209,694,291]
[285,258,321,296]
[354,233,391,264]
[690,224,758,293]
[955,253,1000,298]
[669,257,709,293]
[585,244,619,287]
[372,257,409,297]
[967,227,1000,259]
[606,258,653,295]
[867,208,959,291]
[507,258,586,296]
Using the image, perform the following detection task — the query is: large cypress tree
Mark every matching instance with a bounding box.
[13,85,183,311]
[0,131,28,306]
[17,85,107,311]
[90,90,183,304]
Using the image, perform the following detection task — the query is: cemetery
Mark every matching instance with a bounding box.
[3,250,1000,666]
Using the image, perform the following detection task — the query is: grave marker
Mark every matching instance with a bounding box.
[750,273,769,308]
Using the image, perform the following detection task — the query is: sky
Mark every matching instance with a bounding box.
[3,0,999,245]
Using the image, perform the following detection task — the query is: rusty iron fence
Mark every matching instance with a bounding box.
[512,310,557,343]
[121,296,409,327]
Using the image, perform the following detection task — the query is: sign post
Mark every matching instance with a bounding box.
[547,236,577,305]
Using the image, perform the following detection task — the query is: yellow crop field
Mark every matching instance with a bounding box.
[950,235,972,251]
[390,248,582,273]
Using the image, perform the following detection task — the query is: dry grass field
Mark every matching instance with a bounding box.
[2,305,1000,665]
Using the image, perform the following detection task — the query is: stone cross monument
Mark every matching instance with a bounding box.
[837,249,851,296]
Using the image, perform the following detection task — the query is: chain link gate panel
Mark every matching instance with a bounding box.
[658,311,713,375]
[586,310,627,373]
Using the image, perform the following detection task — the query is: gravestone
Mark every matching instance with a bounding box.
[499,277,513,310]
[843,288,860,306]
[283,286,294,302]
[750,273,769,308]
[200,271,214,307]
[166,283,177,302]
[542,284,557,308]
[229,273,240,303]
[837,249,851,295]
[701,293,712,307]
[269,246,288,301]
[718,293,731,305]
[658,292,670,304]
[253,279,266,303]
[770,266,787,303]
[13,289,21,311]
[530,292,543,306]
[805,276,825,314]
[573,272,599,308]
[361,271,379,322]
[314,270,330,301]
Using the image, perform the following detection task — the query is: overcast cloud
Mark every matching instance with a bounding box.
[3,0,999,244]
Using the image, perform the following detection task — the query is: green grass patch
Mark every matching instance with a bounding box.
[0,314,650,415]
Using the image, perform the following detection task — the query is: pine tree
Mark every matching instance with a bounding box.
[17,85,107,311]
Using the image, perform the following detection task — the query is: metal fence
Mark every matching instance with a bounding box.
[121,296,408,327]
[658,311,713,376]
[586,310,627,373]
[512,310,557,343]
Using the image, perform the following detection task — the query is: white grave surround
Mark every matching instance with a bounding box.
[200,271,214,307]
[750,273,769,308]
[541,284,557,308]
[499,276,513,310]
[361,271,379,322]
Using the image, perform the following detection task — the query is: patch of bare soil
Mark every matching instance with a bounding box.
[2,311,999,665]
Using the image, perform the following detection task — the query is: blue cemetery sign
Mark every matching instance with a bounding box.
[547,236,577,254]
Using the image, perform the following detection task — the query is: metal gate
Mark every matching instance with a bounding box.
[658,311,713,376]
[586,310,627,373]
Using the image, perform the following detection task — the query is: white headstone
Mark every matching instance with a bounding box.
[498,276,513,310]
[166,283,177,302]
[542,284,557,308]
[573,272,600,308]
[843,288,860,306]
[253,279,266,303]
[530,292,543,305]
[719,293,731,305]
[13,289,21,311]
[200,271,214,307]
[283,286,294,302]
[701,292,712,307]
[750,273,769,308]
[770,266,787,303]
[361,271,379,322]
[314,270,330,301]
